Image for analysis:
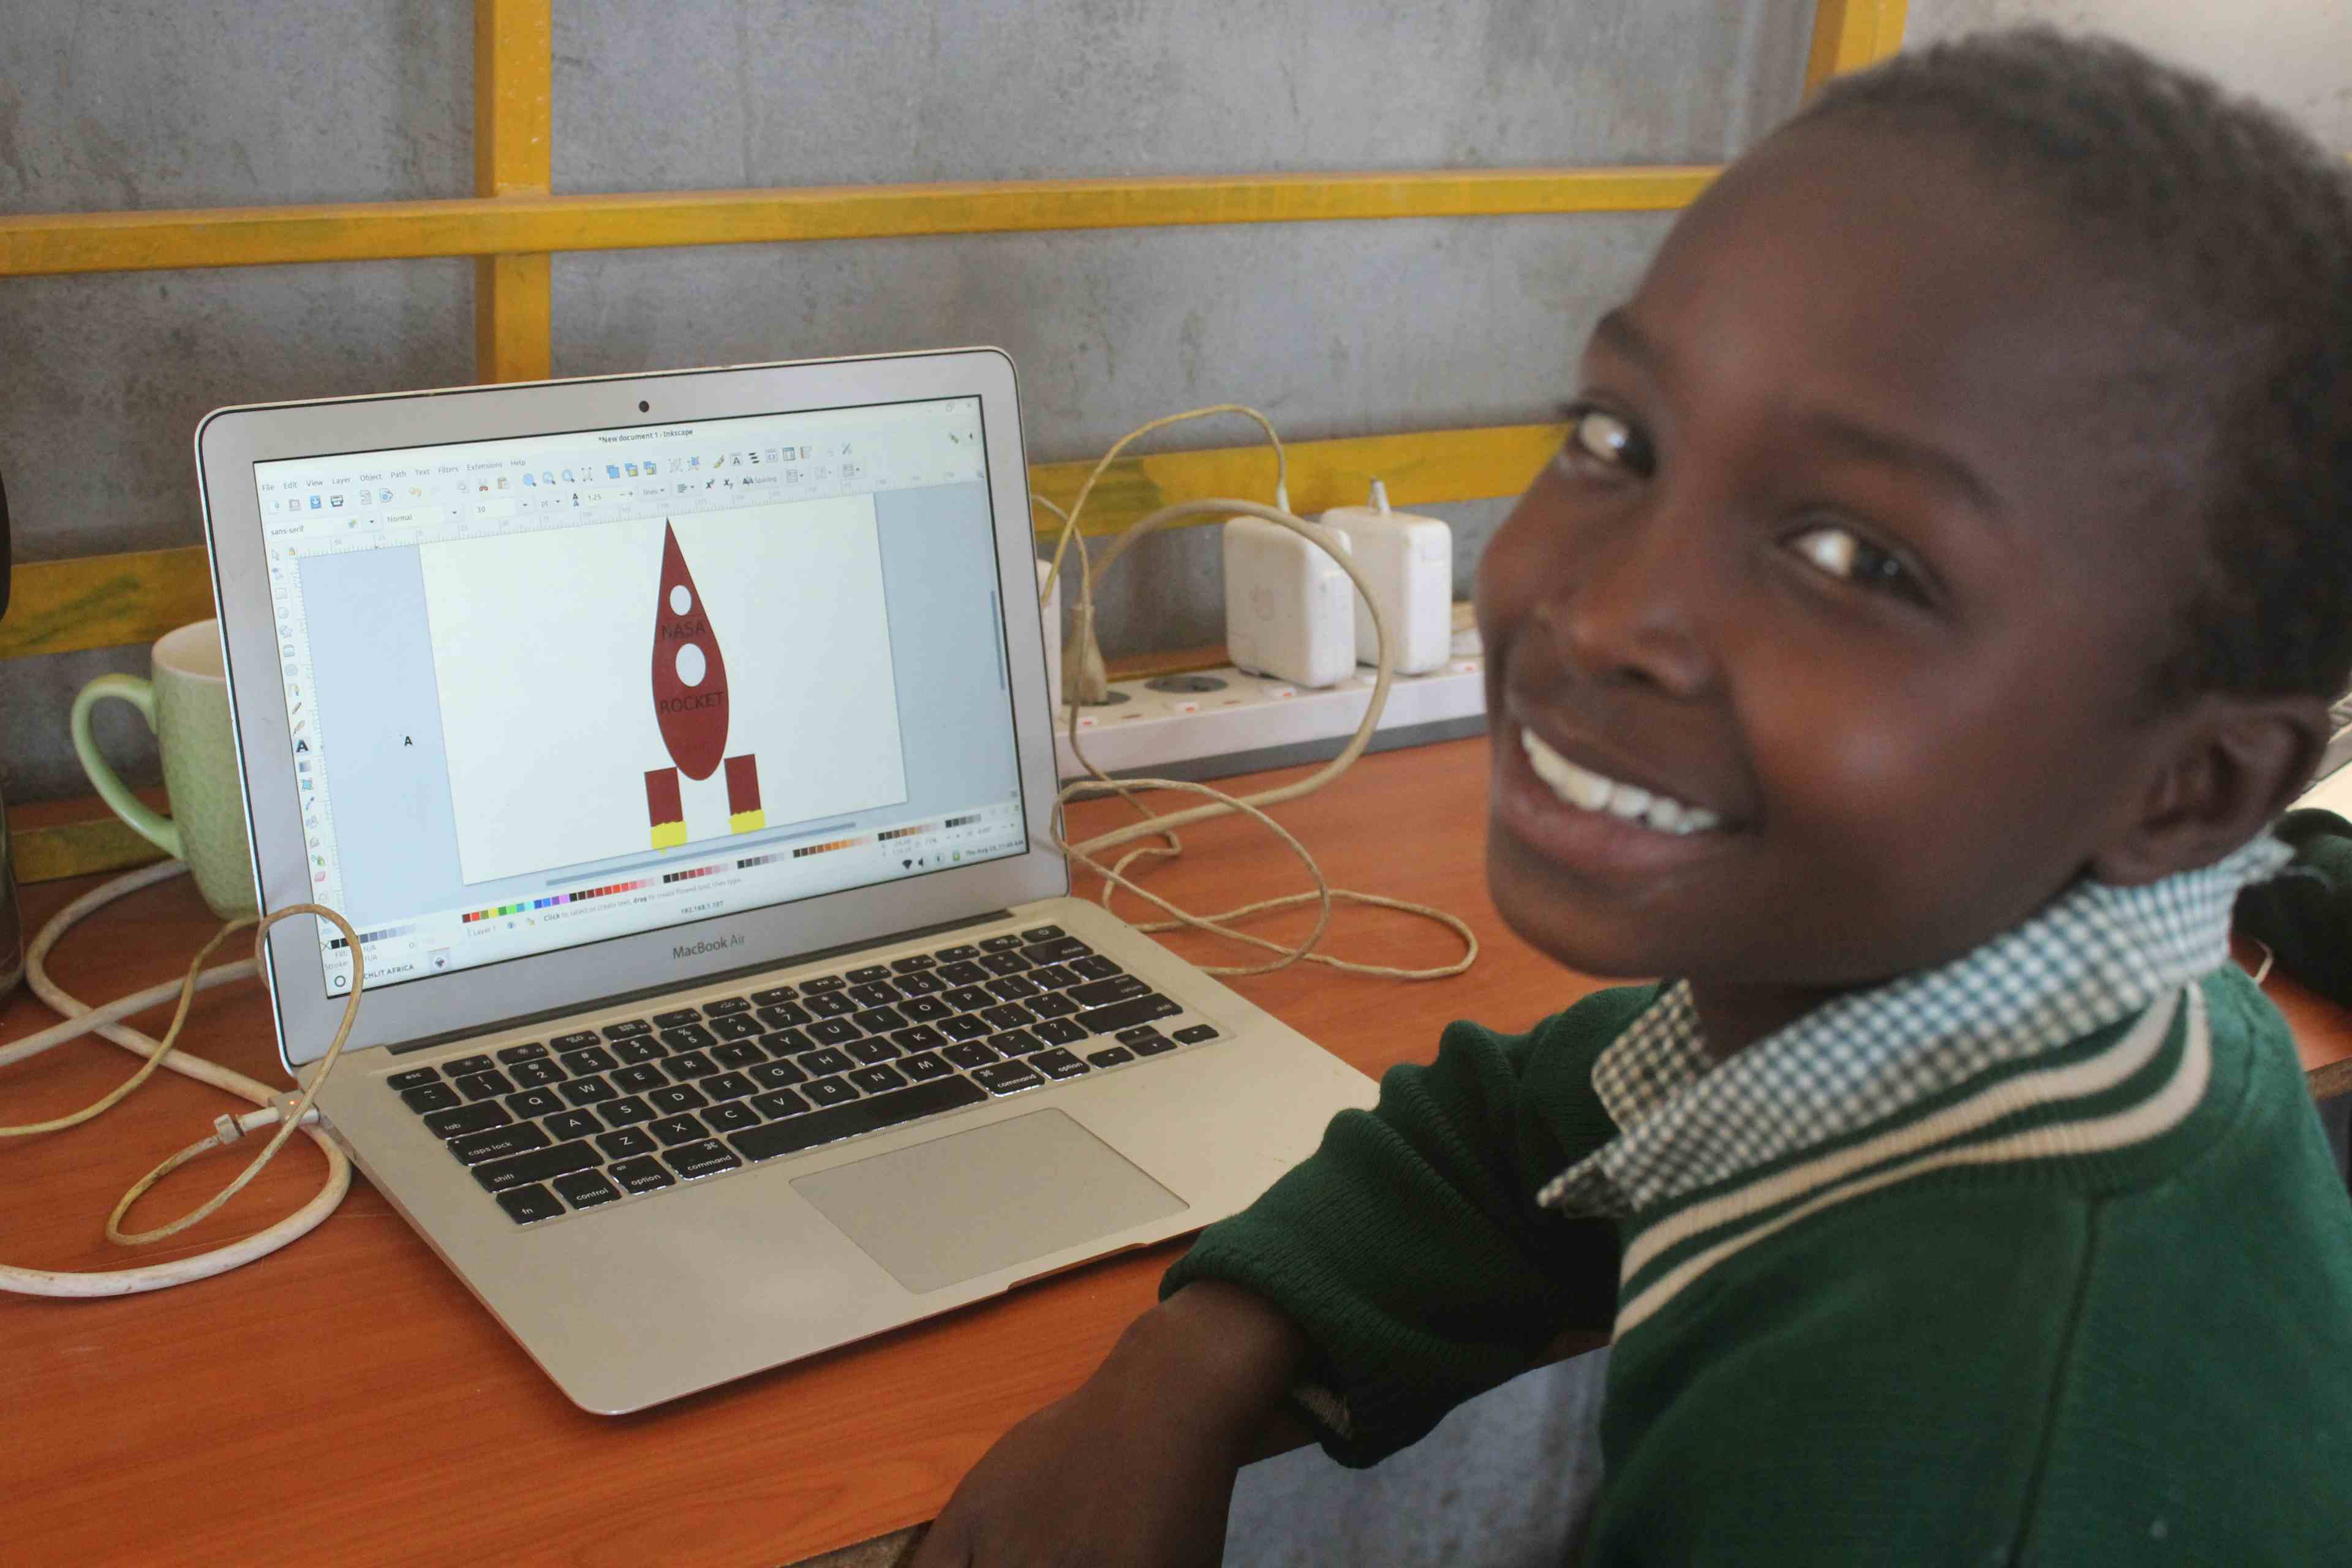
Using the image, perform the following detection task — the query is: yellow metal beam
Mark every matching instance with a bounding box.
[473,0,552,382]
[1,421,1564,663]
[1805,0,1909,94]
[0,167,1717,279]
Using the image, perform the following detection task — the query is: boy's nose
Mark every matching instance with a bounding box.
[1534,512,1716,701]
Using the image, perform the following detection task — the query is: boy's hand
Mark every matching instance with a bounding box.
[908,1281,1307,1568]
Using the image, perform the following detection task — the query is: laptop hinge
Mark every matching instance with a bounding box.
[383,908,1019,1055]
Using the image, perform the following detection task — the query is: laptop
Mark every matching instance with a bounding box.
[195,348,1378,1414]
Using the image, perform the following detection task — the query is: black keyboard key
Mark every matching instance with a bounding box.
[808,1018,862,1047]
[544,1109,603,1140]
[751,1087,810,1120]
[731,1075,988,1162]
[891,1023,948,1052]
[601,1019,654,1041]
[612,1062,667,1093]
[473,1139,598,1193]
[387,1066,440,1090]
[1021,925,1067,943]
[846,981,900,1009]
[1032,1049,1090,1080]
[551,1030,601,1051]
[704,1101,760,1134]
[846,965,893,985]
[649,1114,709,1147]
[443,1054,495,1078]
[704,1071,756,1101]
[750,1059,809,1090]
[852,1005,908,1033]
[983,1003,1037,1031]
[756,1001,812,1030]
[597,1126,658,1160]
[1130,1031,1178,1057]
[801,1047,855,1077]
[940,962,990,988]
[805,992,858,1019]
[1028,993,1082,1020]
[943,1040,1000,1070]
[496,1042,549,1064]
[503,1087,565,1121]
[558,1074,619,1106]
[1069,975,1152,1008]
[1068,955,1124,981]
[710,1014,765,1042]
[943,986,994,1012]
[559,1045,619,1075]
[647,1084,710,1115]
[800,974,846,993]
[660,1023,718,1052]
[971,1061,1045,1095]
[603,1095,657,1126]
[990,1028,1047,1057]
[901,996,952,1023]
[456,1069,516,1101]
[1025,937,1094,965]
[496,1185,565,1224]
[665,1051,718,1080]
[984,974,1044,1001]
[848,1037,900,1066]
[663,1140,743,1180]
[978,949,1032,976]
[980,934,1025,953]
[703,995,752,1017]
[894,971,947,997]
[750,984,800,1005]
[937,944,981,962]
[609,1156,674,1195]
[900,1050,954,1082]
[1027,964,1082,990]
[652,1008,703,1028]
[1086,1046,1136,1068]
[424,1102,513,1139]
[940,1014,992,1042]
[1174,1023,1221,1044]
[849,1064,910,1095]
[711,1039,766,1069]
[509,1058,566,1088]
[1117,1025,1167,1044]
[1033,1017,1090,1047]
[612,1036,667,1065]
[554,1169,622,1209]
[763,1027,816,1057]
[804,1076,860,1108]
[889,954,935,973]
[1077,995,1182,1035]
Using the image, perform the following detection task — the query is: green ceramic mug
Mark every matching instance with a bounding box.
[72,619,259,919]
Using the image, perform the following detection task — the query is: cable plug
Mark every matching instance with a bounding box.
[1063,599,1110,706]
[211,1095,309,1146]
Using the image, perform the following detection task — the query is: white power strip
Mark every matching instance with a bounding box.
[1054,630,1487,781]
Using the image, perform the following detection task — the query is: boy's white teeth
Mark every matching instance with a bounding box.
[1518,728,1722,835]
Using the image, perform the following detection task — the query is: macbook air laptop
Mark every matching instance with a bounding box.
[195,348,1376,1414]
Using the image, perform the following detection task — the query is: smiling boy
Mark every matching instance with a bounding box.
[912,30,2352,1567]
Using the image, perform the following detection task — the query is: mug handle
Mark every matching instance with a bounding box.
[71,674,184,861]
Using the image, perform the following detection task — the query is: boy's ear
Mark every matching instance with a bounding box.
[2092,693,2331,886]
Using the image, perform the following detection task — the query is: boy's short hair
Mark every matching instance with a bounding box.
[1793,28,2352,710]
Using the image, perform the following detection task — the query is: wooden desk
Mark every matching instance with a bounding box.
[4,735,2348,1566]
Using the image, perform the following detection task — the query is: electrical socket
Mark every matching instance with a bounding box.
[1054,626,1487,782]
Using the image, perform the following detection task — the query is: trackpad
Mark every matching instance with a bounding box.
[791,1109,1189,1295]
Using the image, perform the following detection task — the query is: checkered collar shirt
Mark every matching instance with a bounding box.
[1534,835,2293,1218]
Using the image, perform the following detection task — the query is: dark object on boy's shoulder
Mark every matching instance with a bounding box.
[2235,809,2352,1008]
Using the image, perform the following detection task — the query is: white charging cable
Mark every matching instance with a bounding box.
[0,859,363,1297]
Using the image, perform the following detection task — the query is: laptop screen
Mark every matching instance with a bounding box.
[249,395,1029,1000]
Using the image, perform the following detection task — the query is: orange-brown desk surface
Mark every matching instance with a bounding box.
[5,735,2348,1567]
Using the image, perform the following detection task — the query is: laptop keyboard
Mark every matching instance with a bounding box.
[380,924,1224,1226]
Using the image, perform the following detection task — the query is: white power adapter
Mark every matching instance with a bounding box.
[1319,480,1452,675]
[1223,513,1355,689]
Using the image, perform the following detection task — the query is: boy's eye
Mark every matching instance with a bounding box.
[1558,405,1654,478]
[1784,522,1932,606]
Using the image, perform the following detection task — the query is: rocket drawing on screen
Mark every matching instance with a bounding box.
[644,522,763,848]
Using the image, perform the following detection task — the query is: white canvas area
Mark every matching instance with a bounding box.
[418,496,908,887]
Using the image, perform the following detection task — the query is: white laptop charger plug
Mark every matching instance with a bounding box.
[1221,510,1357,690]
[1317,480,1453,676]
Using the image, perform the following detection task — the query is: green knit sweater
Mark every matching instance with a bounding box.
[1163,970,2352,1564]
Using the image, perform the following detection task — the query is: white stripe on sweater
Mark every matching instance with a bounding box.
[1611,985,2209,1340]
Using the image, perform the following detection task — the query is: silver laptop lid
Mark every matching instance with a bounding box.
[196,349,1067,1070]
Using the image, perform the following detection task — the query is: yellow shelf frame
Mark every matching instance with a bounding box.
[2,1,1905,880]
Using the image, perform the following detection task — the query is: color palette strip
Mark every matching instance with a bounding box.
[326,921,420,952]
[790,836,867,859]
[943,813,981,829]
[876,822,936,843]
[462,877,655,924]
[661,863,725,886]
